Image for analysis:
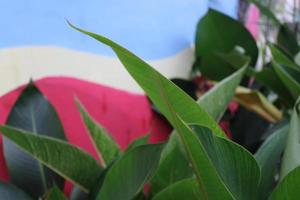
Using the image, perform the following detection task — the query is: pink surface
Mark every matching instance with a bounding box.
[245,4,260,40]
[0,77,171,192]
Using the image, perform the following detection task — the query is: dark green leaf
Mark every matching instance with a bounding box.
[195,9,258,80]
[255,66,294,106]
[0,126,103,192]
[280,99,300,179]
[76,99,120,167]
[277,24,300,57]
[152,178,201,200]
[0,181,32,200]
[269,166,300,200]
[3,82,66,198]
[46,185,67,200]
[96,143,164,200]
[269,44,299,70]
[272,60,300,100]
[197,66,246,120]
[255,123,289,200]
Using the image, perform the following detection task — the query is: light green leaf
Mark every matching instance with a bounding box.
[3,82,66,198]
[96,143,164,200]
[0,181,32,200]
[152,178,201,200]
[272,60,300,100]
[76,99,120,167]
[193,125,260,200]
[280,99,300,179]
[255,123,289,200]
[46,185,67,200]
[198,66,246,121]
[0,126,103,192]
[125,134,149,152]
[69,22,227,138]
[269,166,300,200]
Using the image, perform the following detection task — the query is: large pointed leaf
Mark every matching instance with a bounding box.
[0,126,103,192]
[195,9,258,80]
[3,82,66,198]
[197,66,246,121]
[46,185,67,200]
[69,22,227,138]
[269,166,300,200]
[150,133,193,194]
[76,99,120,167]
[280,99,300,179]
[152,178,200,200]
[96,143,164,200]
[0,181,32,200]
[192,125,260,200]
[272,60,300,100]
[70,24,255,199]
[255,123,289,200]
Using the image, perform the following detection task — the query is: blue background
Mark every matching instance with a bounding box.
[0,0,238,59]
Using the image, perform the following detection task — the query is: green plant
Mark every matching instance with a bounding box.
[0,14,300,198]
[1,3,300,198]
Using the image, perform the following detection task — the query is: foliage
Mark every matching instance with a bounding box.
[0,4,300,199]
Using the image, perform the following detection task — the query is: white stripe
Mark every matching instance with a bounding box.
[0,46,194,95]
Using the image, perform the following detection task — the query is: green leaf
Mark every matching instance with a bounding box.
[197,66,246,120]
[269,166,300,200]
[195,9,258,80]
[69,23,256,198]
[46,185,67,200]
[280,99,300,179]
[150,133,193,194]
[192,125,260,200]
[255,66,294,106]
[152,178,201,200]
[76,99,120,167]
[245,0,281,25]
[96,143,164,200]
[0,181,32,200]
[255,123,289,200]
[3,82,66,198]
[0,125,103,192]
[277,24,300,57]
[272,60,300,100]
[269,44,299,70]
[125,134,149,152]
[69,22,227,139]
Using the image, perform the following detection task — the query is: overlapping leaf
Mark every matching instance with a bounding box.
[0,126,103,192]
[3,82,66,198]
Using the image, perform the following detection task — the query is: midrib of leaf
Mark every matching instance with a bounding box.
[150,71,233,199]
[29,100,48,192]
